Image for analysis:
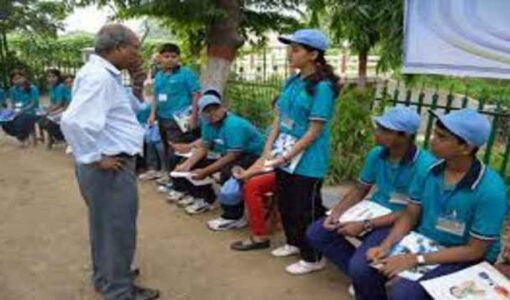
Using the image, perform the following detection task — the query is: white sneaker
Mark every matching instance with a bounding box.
[285,258,326,275]
[348,284,355,297]
[271,244,300,257]
[138,170,161,181]
[176,195,195,206]
[65,145,73,155]
[156,174,170,185]
[207,217,247,231]
[185,199,213,215]
[167,190,185,200]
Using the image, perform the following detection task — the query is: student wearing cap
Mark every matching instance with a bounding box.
[262,29,341,275]
[148,43,201,183]
[169,91,264,219]
[306,106,436,280]
[356,109,507,300]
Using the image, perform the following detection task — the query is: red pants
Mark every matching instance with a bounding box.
[243,173,276,237]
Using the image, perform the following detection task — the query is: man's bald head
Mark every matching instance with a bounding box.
[93,24,142,71]
[94,24,138,55]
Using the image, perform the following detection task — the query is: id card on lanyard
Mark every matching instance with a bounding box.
[385,162,410,205]
[435,188,466,236]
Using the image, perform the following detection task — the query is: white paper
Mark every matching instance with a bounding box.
[269,133,303,173]
[375,232,442,281]
[169,171,215,186]
[421,262,510,300]
[172,106,192,133]
[338,200,392,223]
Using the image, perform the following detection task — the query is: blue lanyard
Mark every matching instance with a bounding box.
[437,181,459,213]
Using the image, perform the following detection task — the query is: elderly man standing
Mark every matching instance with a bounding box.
[61,24,160,300]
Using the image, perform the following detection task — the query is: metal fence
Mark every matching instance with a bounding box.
[374,80,510,179]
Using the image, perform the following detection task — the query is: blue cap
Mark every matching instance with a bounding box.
[430,108,491,147]
[198,94,222,113]
[278,29,329,51]
[373,106,420,134]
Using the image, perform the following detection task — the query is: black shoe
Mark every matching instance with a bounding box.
[132,285,160,300]
[131,267,140,278]
[230,237,270,251]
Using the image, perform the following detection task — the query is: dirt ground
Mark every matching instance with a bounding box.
[0,133,352,300]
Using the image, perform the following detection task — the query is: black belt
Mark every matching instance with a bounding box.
[113,153,136,159]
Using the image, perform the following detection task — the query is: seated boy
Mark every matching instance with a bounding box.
[306,106,436,284]
[169,92,264,220]
[356,109,507,300]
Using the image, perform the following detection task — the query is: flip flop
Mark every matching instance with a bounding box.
[230,237,270,251]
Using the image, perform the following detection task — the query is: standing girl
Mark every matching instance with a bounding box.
[264,29,340,275]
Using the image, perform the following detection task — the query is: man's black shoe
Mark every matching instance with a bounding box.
[132,285,160,300]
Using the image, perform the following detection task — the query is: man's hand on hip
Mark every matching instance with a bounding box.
[93,156,124,171]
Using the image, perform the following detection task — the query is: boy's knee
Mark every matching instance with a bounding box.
[306,219,331,245]
[388,278,425,300]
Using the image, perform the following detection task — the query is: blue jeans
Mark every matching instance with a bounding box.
[75,158,138,300]
[307,220,476,300]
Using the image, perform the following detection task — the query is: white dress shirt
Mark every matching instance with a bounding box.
[61,54,145,164]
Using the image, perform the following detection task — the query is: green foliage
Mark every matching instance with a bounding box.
[327,87,375,184]
[308,0,404,72]
[224,78,282,130]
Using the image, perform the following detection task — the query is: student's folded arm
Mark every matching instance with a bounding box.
[331,183,372,218]
[183,144,208,169]
[379,203,421,250]
[202,151,241,176]
[422,238,492,265]
[370,211,403,229]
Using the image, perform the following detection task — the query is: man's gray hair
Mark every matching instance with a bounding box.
[94,24,133,54]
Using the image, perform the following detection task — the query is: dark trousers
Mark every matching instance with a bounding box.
[75,158,138,300]
[173,153,259,219]
[38,117,65,141]
[307,222,477,300]
[2,113,37,141]
[158,118,199,172]
[275,169,326,262]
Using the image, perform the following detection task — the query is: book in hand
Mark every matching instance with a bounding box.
[421,262,510,300]
[172,106,192,133]
[174,150,221,160]
[266,133,303,173]
[0,109,16,122]
[336,200,392,223]
[372,232,442,281]
[170,171,215,186]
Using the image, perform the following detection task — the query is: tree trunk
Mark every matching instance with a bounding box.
[200,0,243,97]
[357,51,368,90]
[0,28,8,87]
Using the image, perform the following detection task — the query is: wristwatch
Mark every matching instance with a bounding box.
[363,219,374,233]
[416,254,426,266]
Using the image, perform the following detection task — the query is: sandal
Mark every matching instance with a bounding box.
[230,237,270,251]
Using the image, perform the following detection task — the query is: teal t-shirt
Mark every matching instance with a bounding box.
[359,146,437,211]
[153,66,201,119]
[61,85,72,105]
[201,112,264,156]
[408,159,508,263]
[9,84,40,115]
[49,83,67,106]
[276,75,336,178]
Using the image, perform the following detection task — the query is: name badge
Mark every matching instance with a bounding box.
[158,94,168,102]
[281,116,294,130]
[435,211,466,236]
[389,192,410,205]
[214,138,224,145]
